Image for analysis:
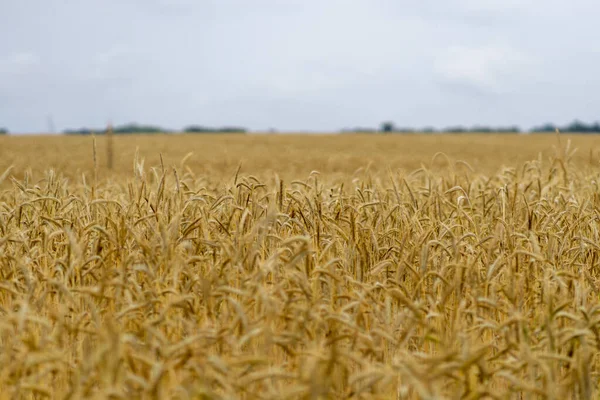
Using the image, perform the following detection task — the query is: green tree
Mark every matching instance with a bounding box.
[184,125,247,133]
[64,123,168,135]
[531,123,557,133]
[444,126,468,133]
[380,121,395,133]
[113,124,165,134]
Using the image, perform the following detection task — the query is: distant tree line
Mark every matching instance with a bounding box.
[64,123,167,135]
[531,120,600,133]
[5,119,600,135]
[64,123,247,135]
[342,119,600,134]
[183,125,247,133]
[342,122,521,134]
[444,125,521,133]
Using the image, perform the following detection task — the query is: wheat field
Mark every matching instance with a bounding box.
[1,133,600,399]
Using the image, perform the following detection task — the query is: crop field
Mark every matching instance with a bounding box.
[1,133,600,399]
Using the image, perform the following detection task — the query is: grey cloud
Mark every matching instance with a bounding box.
[1,0,599,132]
[433,44,536,95]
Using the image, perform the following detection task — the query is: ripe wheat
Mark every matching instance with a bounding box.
[0,134,599,398]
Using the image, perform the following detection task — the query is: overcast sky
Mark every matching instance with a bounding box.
[1,0,599,133]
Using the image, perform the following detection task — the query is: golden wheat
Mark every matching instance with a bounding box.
[0,133,599,399]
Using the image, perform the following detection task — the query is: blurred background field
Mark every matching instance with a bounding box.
[1,133,598,183]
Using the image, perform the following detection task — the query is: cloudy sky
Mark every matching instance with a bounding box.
[1,0,599,133]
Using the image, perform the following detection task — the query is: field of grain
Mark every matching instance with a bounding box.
[1,133,600,399]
